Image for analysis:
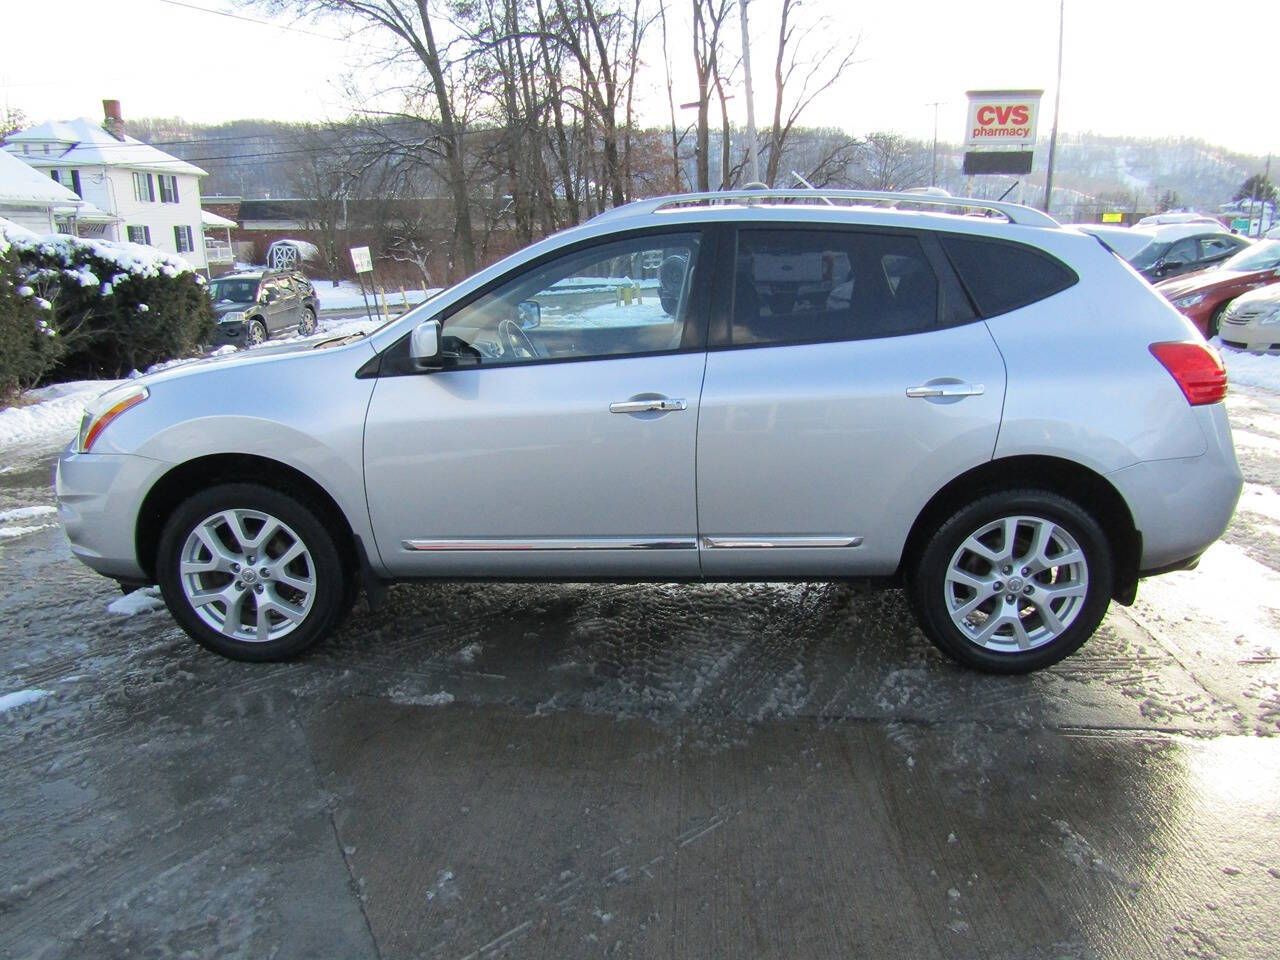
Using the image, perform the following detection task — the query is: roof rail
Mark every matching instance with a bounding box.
[589,188,1061,228]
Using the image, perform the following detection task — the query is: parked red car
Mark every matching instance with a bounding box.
[1155,239,1280,336]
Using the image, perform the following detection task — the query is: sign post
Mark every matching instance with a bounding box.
[349,245,375,321]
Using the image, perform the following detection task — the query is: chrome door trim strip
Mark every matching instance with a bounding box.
[402,537,698,552]
[699,535,864,549]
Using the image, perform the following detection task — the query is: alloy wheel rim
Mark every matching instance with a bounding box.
[179,508,316,643]
[248,322,265,345]
[944,514,1089,653]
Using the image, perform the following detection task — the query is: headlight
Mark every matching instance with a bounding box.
[219,311,246,323]
[1172,293,1206,309]
[1257,307,1280,326]
[76,385,149,453]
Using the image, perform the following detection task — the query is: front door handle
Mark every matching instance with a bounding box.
[905,383,985,399]
[609,398,688,414]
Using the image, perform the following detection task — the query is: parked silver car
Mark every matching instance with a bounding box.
[1219,282,1280,354]
[56,189,1242,673]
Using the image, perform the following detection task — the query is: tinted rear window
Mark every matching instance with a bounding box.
[727,229,942,347]
[940,235,1077,317]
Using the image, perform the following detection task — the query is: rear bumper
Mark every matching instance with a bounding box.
[1107,404,1242,570]
[55,446,169,580]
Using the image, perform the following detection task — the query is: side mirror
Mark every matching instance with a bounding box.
[517,300,541,329]
[1160,259,1183,273]
[258,291,271,304]
[410,318,442,368]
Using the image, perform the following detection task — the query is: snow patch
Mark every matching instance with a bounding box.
[0,523,57,540]
[0,689,50,713]
[1220,343,1280,392]
[0,505,56,523]
[312,281,442,312]
[390,689,455,707]
[107,586,165,616]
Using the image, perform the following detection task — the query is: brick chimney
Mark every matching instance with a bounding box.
[102,99,125,141]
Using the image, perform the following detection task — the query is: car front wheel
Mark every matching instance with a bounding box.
[156,483,349,661]
[299,307,317,335]
[246,318,268,346]
[908,490,1114,673]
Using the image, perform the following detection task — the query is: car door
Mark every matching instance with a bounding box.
[696,225,1005,578]
[1157,237,1199,279]
[363,229,712,578]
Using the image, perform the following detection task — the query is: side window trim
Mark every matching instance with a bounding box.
[369,225,716,379]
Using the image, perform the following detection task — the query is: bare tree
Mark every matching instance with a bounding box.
[691,0,734,192]
[259,0,478,277]
[854,132,928,191]
[764,0,862,186]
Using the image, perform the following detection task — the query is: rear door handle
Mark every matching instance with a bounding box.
[609,398,688,414]
[905,383,985,399]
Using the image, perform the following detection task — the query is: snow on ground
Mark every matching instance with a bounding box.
[0,505,56,522]
[107,586,166,616]
[0,689,50,713]
[1219,342,1280,392]
[312,282,442,312]
[0,380,120,449]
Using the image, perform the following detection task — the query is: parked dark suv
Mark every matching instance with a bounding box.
[207,270,320,347]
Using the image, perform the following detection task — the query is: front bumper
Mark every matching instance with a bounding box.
[209,321,249,347]
[1220,326,1280,354]
[55,446,170,581]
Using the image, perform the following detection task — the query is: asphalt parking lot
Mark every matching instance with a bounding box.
[2,386,1279,960]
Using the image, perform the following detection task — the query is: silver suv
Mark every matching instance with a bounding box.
[56,190,1242,673]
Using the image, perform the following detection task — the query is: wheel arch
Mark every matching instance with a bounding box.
[897,454,1141,604]
[135,453,359,584]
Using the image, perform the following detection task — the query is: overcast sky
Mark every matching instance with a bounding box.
[4,0,1276,159]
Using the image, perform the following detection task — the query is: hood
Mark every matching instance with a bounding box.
[1155,268,1247,297]
[131,335,375,390]
[1230,280,1280,309]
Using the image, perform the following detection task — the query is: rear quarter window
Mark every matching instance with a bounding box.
[939,235,1078,318]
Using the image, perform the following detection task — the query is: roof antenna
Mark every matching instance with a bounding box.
[790,170,835,206]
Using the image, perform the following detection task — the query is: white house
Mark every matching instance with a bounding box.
[2,101,210,270]
[0,147,96,234]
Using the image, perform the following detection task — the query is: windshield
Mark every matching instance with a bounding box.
[1220,239,1280,273]
[208,278,259,303]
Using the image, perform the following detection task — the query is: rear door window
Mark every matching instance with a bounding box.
[724,229,946,347]
[939,235,1077,317]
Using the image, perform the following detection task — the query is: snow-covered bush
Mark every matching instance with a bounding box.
[0,239,61,400]
[0,219,214,383]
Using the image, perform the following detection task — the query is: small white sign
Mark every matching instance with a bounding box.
[350,245,373,273]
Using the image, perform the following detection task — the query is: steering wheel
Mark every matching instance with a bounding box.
[498,318,540,359]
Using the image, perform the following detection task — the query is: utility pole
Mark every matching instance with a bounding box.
[739,0,761,184]
[1042,0,1064,214]
[927,101,944,186]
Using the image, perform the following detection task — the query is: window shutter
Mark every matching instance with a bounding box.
[144,226,151,245]
[148,174,156,202]
[174,225,181,250]
[71,170,81,197]
[172,177,179,203]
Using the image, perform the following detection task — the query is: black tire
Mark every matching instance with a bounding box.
[1205,303,1227,339]
[156,483,349,661]
[299,307,317,336]
[907,489,1114,674]
[246,318,268,346]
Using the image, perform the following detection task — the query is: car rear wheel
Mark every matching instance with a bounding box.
[908,490,1114,673]
[299,307,317,336]
[156,483,349,661]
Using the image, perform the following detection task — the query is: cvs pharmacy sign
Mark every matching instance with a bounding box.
[964,89,1043,148]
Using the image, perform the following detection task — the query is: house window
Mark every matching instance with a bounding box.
[174,225,194,253]
[158,174,180,204]
[51,169,82,197]
[133,172,155,202]
[127,225,152,245]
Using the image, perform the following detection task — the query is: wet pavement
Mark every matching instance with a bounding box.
[2,388,1279,959]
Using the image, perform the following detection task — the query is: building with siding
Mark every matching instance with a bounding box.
[2,101,210,269]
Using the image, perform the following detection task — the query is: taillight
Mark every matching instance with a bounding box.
[1149,341,1227,406]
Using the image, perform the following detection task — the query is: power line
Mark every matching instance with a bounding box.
[149,0,344,41]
